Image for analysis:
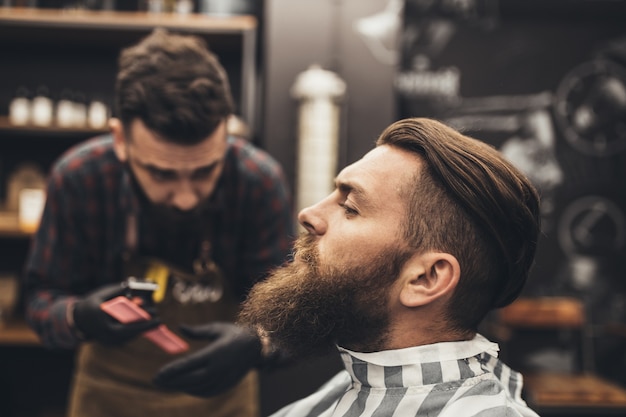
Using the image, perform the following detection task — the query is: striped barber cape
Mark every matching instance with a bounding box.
[270,334,539,417]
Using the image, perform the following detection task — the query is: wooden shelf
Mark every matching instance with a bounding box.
[523,372,626,411]
[0,116,109,137]
[0,7,259,136]
[0,7,257,34]
[0,318,41,346]
[498,297,585,329]
[0,212,33,238]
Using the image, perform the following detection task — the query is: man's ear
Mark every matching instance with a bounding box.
[398,252,460,308]
[110,118,128,162]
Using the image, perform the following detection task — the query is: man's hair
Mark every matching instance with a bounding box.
[115,28,234,144]
[376,118,541,332]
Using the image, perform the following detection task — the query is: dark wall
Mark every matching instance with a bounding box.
[397,0,626,387]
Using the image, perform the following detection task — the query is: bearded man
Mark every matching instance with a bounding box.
[24,29,293,417]
[155,117,541,417]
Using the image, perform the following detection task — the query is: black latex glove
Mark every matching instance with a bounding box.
[153,322,263,397]
[72,283,161,346]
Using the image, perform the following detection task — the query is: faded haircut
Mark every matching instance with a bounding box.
[376,118,541,332]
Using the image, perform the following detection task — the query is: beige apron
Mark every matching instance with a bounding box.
[68,223,259,417]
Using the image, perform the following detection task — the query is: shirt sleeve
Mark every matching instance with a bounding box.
[23,166,88,349]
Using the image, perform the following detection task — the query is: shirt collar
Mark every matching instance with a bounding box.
[338,334,499,367]
[336,334,500,388]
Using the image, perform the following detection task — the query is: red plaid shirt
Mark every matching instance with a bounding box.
[24,134,295,348]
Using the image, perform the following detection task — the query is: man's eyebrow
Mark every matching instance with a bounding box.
[336,179,363,196]
[135,159,220,176]
[190,160,221,175]
[135,160,175,175]
[335,179,372,208]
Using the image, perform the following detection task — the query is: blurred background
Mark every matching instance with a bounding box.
[0,1,625,416]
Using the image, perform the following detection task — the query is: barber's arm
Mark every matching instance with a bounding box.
[26,282,160,348]
[23,167,159,348]
[23,168,86,348]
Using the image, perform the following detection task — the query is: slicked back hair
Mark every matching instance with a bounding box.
[115,28,234,144]
[376,118,541,332]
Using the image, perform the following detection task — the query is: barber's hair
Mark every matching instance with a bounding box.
[376,118,541,332]
[115,28,234,144]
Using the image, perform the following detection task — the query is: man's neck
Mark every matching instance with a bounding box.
[384,314,475,350]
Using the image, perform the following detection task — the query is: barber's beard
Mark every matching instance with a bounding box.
[144,201,212,235]
[238,234,410,358]
[126,165,213,235]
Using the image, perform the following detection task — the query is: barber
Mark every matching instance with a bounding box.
[23,28,294,417]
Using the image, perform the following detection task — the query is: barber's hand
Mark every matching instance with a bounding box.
[72,283,160,346]
[153,322,263,397]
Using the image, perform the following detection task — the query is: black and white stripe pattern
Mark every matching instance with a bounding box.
[269,334,539,417]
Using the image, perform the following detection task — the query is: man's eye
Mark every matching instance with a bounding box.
[339,203,358,217]
[191,167,215,181]
[149,170,176,182]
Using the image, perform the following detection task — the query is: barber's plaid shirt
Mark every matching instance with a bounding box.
[24,134,294,348]
[272,334,539,417]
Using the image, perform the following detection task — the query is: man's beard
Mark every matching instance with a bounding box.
[238,234,411,358]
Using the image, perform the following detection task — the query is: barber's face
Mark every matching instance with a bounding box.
[112,118,228,214]
[239,145,419,356]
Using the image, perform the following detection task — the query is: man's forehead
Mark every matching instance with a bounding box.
[337,145,420,203]
[127,120,227,169]
[340,145,417,177]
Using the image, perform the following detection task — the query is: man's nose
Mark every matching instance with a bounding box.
[171,182,199,211]
[298,200,327,235]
